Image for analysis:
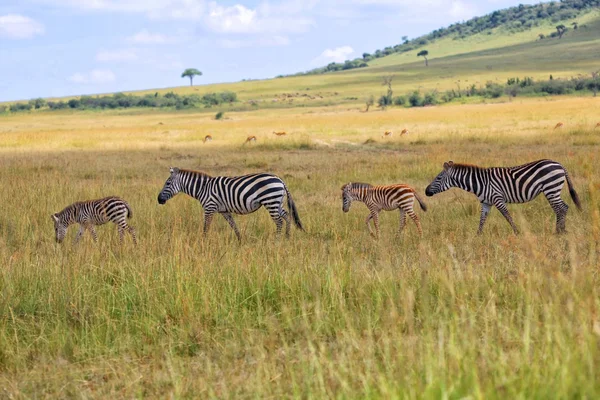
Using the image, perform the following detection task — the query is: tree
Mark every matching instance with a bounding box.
[417,50,429,67]
[571,21,578,30]
[181,68,202,86]
[555,24,567,39]
[365,95,374,112]
[402,35,408,44]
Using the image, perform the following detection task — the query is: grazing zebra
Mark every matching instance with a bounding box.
[342,183,427,239]
[51,196,137,244]
[554,122,564,129]
[425,159,582,234]
[272,131,287,136]
[244,135,257,145]
[203,135,212,143]
[157,168,304,240]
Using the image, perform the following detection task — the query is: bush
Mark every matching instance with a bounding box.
[423,91,438,106]
[9,102,32,112]
[393,96,406,106]
[215,111,224,120]
[408,91,423,107]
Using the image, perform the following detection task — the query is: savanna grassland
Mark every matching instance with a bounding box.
[1,96,599,398]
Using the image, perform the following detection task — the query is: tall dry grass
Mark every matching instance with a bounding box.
[0,98,599,398]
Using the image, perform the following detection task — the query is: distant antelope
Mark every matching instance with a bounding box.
[382,130,393,138]
[203,135,213,143]
[595,122,600,129]
[244,136,257,145]
[400,128,409,136]
[273,131,287,136]
[554,122,564,129]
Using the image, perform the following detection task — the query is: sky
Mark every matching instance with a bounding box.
[0,0,540,102]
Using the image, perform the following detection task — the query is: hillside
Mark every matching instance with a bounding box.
[2,8,599,111]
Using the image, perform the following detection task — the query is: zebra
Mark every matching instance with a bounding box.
[51,196,137,244]
[157,167,304,240]
[425,159,582,234]
[342,183,427,238]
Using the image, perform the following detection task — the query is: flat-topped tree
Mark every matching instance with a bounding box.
[417,50,429,67]
[556,24,567,39]
[181,68,202,86]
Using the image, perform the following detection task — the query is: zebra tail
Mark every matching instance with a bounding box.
[565,169,582,211]
[285,185,305,231]
[125,202,133,219]
[414,191,428,212]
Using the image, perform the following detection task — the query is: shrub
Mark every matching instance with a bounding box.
[408,91,423,107]
[393,96,406,106]
[215,111,224,120]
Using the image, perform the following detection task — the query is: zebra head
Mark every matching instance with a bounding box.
[51,213,67,243]
[425,161,455,197]
[341,183,353,212]
[158,167,182,204]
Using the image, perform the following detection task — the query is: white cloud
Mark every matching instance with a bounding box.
[0,14,44,39]
[127,29,170,44]
[312,46,354,65]
[68,69,116,84]
[96,49,138,62]
[218,35,290,48]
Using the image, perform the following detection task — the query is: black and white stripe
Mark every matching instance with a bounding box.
[157,167,304,240]
[425,159,582,234]
[51,196,137,244]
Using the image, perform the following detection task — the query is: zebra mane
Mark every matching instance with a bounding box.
[450,163,483,170]
[346,182,373,190]
[177,168,212,178]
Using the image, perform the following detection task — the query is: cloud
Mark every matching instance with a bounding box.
[127,29,172,44]
[312,46,354,65]
[0,14,44,39]
[218,35,290,48]
[96,49,138,62]
[68,69,116,84]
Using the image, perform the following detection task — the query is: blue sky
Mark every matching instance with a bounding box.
[0,0,538,101]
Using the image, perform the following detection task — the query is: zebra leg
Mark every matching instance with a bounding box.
[494,201,518,234]
[407,210,423,237]
[398,209,407,234]
[372,212,380,239]
[89,225,98,243]
[281,209,291,238]
[118,224,125,244]
[127,225,138,245]
[545,193,569,233]
[221,212,241,241]
[203,212,215,237]
[365,214,375,237]
[74,225,85,244]
[477,203,492,235]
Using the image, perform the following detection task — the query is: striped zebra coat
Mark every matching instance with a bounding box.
[157,167,303,240]
[51,196,137,244]
[342,183,427,238]
[425,159,582,234]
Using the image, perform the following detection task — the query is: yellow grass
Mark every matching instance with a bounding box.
[0,96,599,397]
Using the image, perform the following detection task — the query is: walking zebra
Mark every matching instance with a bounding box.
[342,183,427,238]
[157,167,304,240]
[425,159,582,234]
[51,196,137,244]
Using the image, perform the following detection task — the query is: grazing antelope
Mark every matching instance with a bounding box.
[158,168,304,240]
[382,130,393,138]
[203,135,213,143]
[425,159,581,235]
[244,136,257,145]
[554,122,564,129]
[342,183,427,239]
[51,196,137,245]
[400,128,409,136]
[595,122,600,129]
[273,131,287,136]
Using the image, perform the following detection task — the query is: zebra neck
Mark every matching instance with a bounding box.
[351,188,370,202]
[181,174,211,202]
[452,168,488,197]
[59,207,76,225]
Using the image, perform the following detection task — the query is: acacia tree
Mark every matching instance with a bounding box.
[556,24,567,39]
[181,68,202,86]
[417,50,429,67]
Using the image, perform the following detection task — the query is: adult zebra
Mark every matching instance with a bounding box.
[157,167,304,240]
[425,159,581,234]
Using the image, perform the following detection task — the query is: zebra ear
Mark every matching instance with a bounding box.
[51,214,58,222]
[443,161,454,170]
[169,167,179,174]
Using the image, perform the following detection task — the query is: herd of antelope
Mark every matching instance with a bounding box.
[199,123,598,145]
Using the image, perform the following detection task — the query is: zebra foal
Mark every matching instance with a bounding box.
[341,183,427,239]
[51,196,137,244]
[157,167,304,240]
[425,159,582,234]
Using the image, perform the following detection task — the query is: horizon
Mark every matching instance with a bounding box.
[1,0,539,102]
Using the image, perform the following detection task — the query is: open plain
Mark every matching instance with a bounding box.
[0,96,599,397]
